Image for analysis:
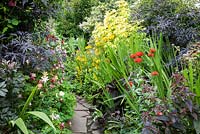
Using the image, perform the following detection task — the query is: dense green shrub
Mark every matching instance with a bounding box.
[0,0,64,34]
[55,0,95,38]
[133,0,200,47]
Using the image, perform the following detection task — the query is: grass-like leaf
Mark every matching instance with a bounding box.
[27,111,56,132]
[15,118,29,134]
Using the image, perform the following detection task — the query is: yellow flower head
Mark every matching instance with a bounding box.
[42,72,48,77]
[85,45,93,50]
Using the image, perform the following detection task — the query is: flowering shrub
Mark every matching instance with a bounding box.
[0,18,76,133]
[22,56,76,133]
[79,1,115,35]
[91,0,143,51]
[73,1,146,93]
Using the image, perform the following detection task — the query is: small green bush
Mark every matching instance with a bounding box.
[55,0,94,38]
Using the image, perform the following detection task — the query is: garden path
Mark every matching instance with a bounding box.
[70,96,103,134]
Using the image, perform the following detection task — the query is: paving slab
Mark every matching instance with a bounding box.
[92,130,102,134]
[71,111,87,133]
[75,102,89,111]
[71,96,103,134]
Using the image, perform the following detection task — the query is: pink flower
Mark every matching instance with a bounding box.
[8,0,16,7]
[60,122,65,130]
[30,73,36,80]
[50,84,55,89]
[37,83,43,89]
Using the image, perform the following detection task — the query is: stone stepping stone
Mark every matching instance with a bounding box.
[71,96,102,134]
[71,111,87,133]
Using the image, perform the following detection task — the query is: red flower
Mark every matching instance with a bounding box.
[150,48,156,53]
[46,34,51,41]
[151,71,159,76]
[130,53,137,59]
[8,0,16,7]
[61,40,64,44]
[156,111,163,116]
[134,58,142,63]
[129,81,133,87]
[148,53,154,57]
[45,36,49,41]
[135,51,144,57]
[50,78,56,83]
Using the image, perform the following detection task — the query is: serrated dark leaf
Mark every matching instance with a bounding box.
[142,128,153,134]
[165,127,171,134]
[170,116,177,123]
[156,115,170,122]
[186,100,193,112]
[144,121,152,126]
[192,113,198,120]
[172,122,185,131]
[22,0,29,6]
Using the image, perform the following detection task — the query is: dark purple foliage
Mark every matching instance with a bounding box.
[142,73,200,134]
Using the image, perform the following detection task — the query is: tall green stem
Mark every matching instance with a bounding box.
[19,86,37,118]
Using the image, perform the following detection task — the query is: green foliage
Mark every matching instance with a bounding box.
[30,80,76,132]
[0,0,77,133]
[19,86,38,118]
[1,0,200,133]
[10,118,28,134]
[0,60,26,131]
[9,85,56,134]
[1,0,67,33]
[10,111,56,134]
[27,111,56,131]
[55,0,94,37]
[0,81,8,97]
[194,120,200,134]
[182,62,200,104]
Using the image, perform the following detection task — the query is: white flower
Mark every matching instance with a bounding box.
[41,75,49,83]
[50,113,60,120]
[59,91,65,97]
[195,3,200,8]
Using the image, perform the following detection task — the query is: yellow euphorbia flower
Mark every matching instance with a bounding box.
[85,45,93,50]
[91,0,142,57]
[76,55,87,63]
